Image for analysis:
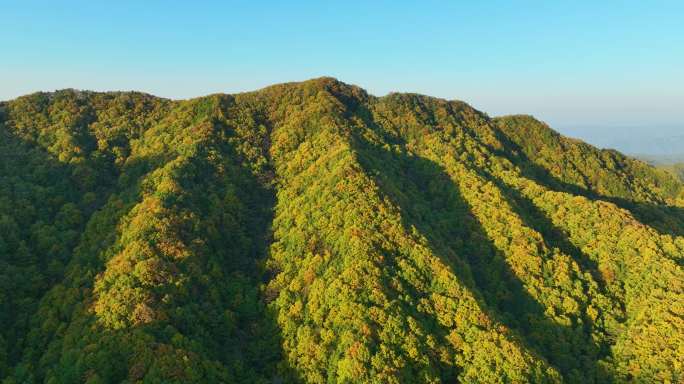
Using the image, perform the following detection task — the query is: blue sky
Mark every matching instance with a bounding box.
[2,1,682,152]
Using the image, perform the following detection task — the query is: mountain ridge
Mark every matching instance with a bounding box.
[0,77,682,383]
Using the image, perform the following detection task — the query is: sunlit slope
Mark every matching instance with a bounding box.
[0,78,682,383]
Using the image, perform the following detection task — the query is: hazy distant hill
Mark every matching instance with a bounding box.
[557,126,684,164]
[658,163,684,182]
[638,153,684,166]
[1,78,683,383]
[616,135,684,159]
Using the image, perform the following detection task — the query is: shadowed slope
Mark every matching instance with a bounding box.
[350,136,616,382]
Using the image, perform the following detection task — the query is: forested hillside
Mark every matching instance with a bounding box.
[659,163,684,183]
[1,78,682,383]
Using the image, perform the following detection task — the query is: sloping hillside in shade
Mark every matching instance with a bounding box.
[0,78,682,383]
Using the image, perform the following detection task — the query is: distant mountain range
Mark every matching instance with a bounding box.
[613,137,684,164]
[637,152,684,165]
[621,135,684,157]
[555,126,684,164]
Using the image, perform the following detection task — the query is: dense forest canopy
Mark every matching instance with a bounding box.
[0,78,682,383]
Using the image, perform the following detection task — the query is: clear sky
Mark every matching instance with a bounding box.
[2,1,683,153]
